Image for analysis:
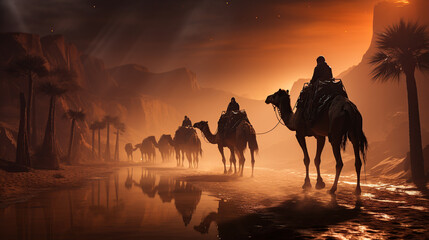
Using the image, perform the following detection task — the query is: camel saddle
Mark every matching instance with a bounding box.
[297,79,348,125]
[218,110,250,138]
[174,126,197,145]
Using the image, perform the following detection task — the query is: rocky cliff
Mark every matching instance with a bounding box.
[0,32,182,162]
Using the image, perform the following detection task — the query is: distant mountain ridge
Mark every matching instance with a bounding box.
[0,32,275,163]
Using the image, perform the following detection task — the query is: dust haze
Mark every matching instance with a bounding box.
[1,0,429,239]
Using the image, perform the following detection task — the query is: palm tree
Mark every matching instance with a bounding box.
[102,115,118,162]
[16,93,30,167]
[370,20,429,187]
[113,121,125,162]
[37,81,67,169]
[89,121,98,157]
[64,109,86,164]
[8,55,48,147]
[95,120,106,161]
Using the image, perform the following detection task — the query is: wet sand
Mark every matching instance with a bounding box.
[0,164,116,206]
[140,165,429,239]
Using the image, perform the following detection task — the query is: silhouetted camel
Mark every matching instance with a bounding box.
[157,134,175,162]
[124,143,134,162]
[193,120,258,177]
[135,136,158,163]
[173,127,202,168]
[265,89,367,195]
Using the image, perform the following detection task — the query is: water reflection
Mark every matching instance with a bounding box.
[129,168,202,226]
[0,168,218,240]
[173,181,201,226]
[194,198,240,236]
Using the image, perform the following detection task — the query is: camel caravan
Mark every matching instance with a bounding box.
[124,56,367,195]
[124,98,259,177]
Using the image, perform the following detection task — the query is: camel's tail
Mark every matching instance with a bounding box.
[248,125,259,154]
[343,100,368,163]
[236,121,259,154]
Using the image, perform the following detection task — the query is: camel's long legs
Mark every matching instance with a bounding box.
[186,151,192,168]
[296,134,311,189]
[175,149,181,166]
[352,140,362,195]
[314,136,326,189]
[228,148,236,174]
[238,150,245,177]
[218,145,227,174]
[329,140,343,194]
[193,153,199,168]
[250,149,255,177]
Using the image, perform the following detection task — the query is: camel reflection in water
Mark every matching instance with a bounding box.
[0,169,206,239]
[128,168,202,226]
[194,198,239,236]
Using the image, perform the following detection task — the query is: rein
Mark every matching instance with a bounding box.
[255,105,286,135]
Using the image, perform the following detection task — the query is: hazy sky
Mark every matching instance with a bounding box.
[1,0,394,99]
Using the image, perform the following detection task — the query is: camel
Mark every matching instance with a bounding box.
[124,143,134,162]
[173,127,202,168]
[265,89,367,195]
[193,119,258,177]
[135,136,158,163]
[157,134,175,162]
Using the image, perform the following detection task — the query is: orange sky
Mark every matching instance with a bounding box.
[165,1,378,99]
[1,0,396,99]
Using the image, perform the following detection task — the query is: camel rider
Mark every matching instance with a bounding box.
[306,56,333,123]
[310,56,333,85]
[182,116,192,127]
[226,97,240,113]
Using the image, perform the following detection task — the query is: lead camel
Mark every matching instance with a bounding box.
[265,89,367,195]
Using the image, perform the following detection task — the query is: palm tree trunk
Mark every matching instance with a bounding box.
[105,123,110,162]
[67,119,76,164]
[16,93,30,166]
[405,69,426,187]
[91,130,95,157]
[27,72,33,148]
[98,129,101,160]
[114,129,119,162]
[31,93,38,147]
[39,96,59,169]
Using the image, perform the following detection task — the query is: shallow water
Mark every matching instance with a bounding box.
[1,166,428,239]
[0,167,220,240]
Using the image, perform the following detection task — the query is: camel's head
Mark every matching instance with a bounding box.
[265,89,290,107]
[193,121,208,130]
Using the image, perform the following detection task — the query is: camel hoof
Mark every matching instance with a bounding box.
[302,181,312,190]
[315,180,326,190]
[223,170,227,174]
[328,188,337,195]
